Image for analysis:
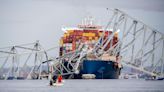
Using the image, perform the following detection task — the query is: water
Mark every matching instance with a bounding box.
[0,79,164,92]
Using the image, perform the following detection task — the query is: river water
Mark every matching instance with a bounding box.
[0,79,164,92]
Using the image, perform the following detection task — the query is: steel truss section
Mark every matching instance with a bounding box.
[0,41,49,80]
[106,9,164,78]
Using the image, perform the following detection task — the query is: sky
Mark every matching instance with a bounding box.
[0,0,164,56]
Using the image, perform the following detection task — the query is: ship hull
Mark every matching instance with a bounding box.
[82,60,121,79]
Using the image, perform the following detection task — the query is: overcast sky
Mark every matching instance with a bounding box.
[0,0,164,56]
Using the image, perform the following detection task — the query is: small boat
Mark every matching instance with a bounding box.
[7,76,15,80]
[50,75,65,87]
[53,83,64,87]
[157,78,164,80]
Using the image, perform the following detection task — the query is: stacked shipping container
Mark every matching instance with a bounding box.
[59,26,118,56]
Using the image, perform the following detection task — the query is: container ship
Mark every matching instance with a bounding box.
[59,17,121,79]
